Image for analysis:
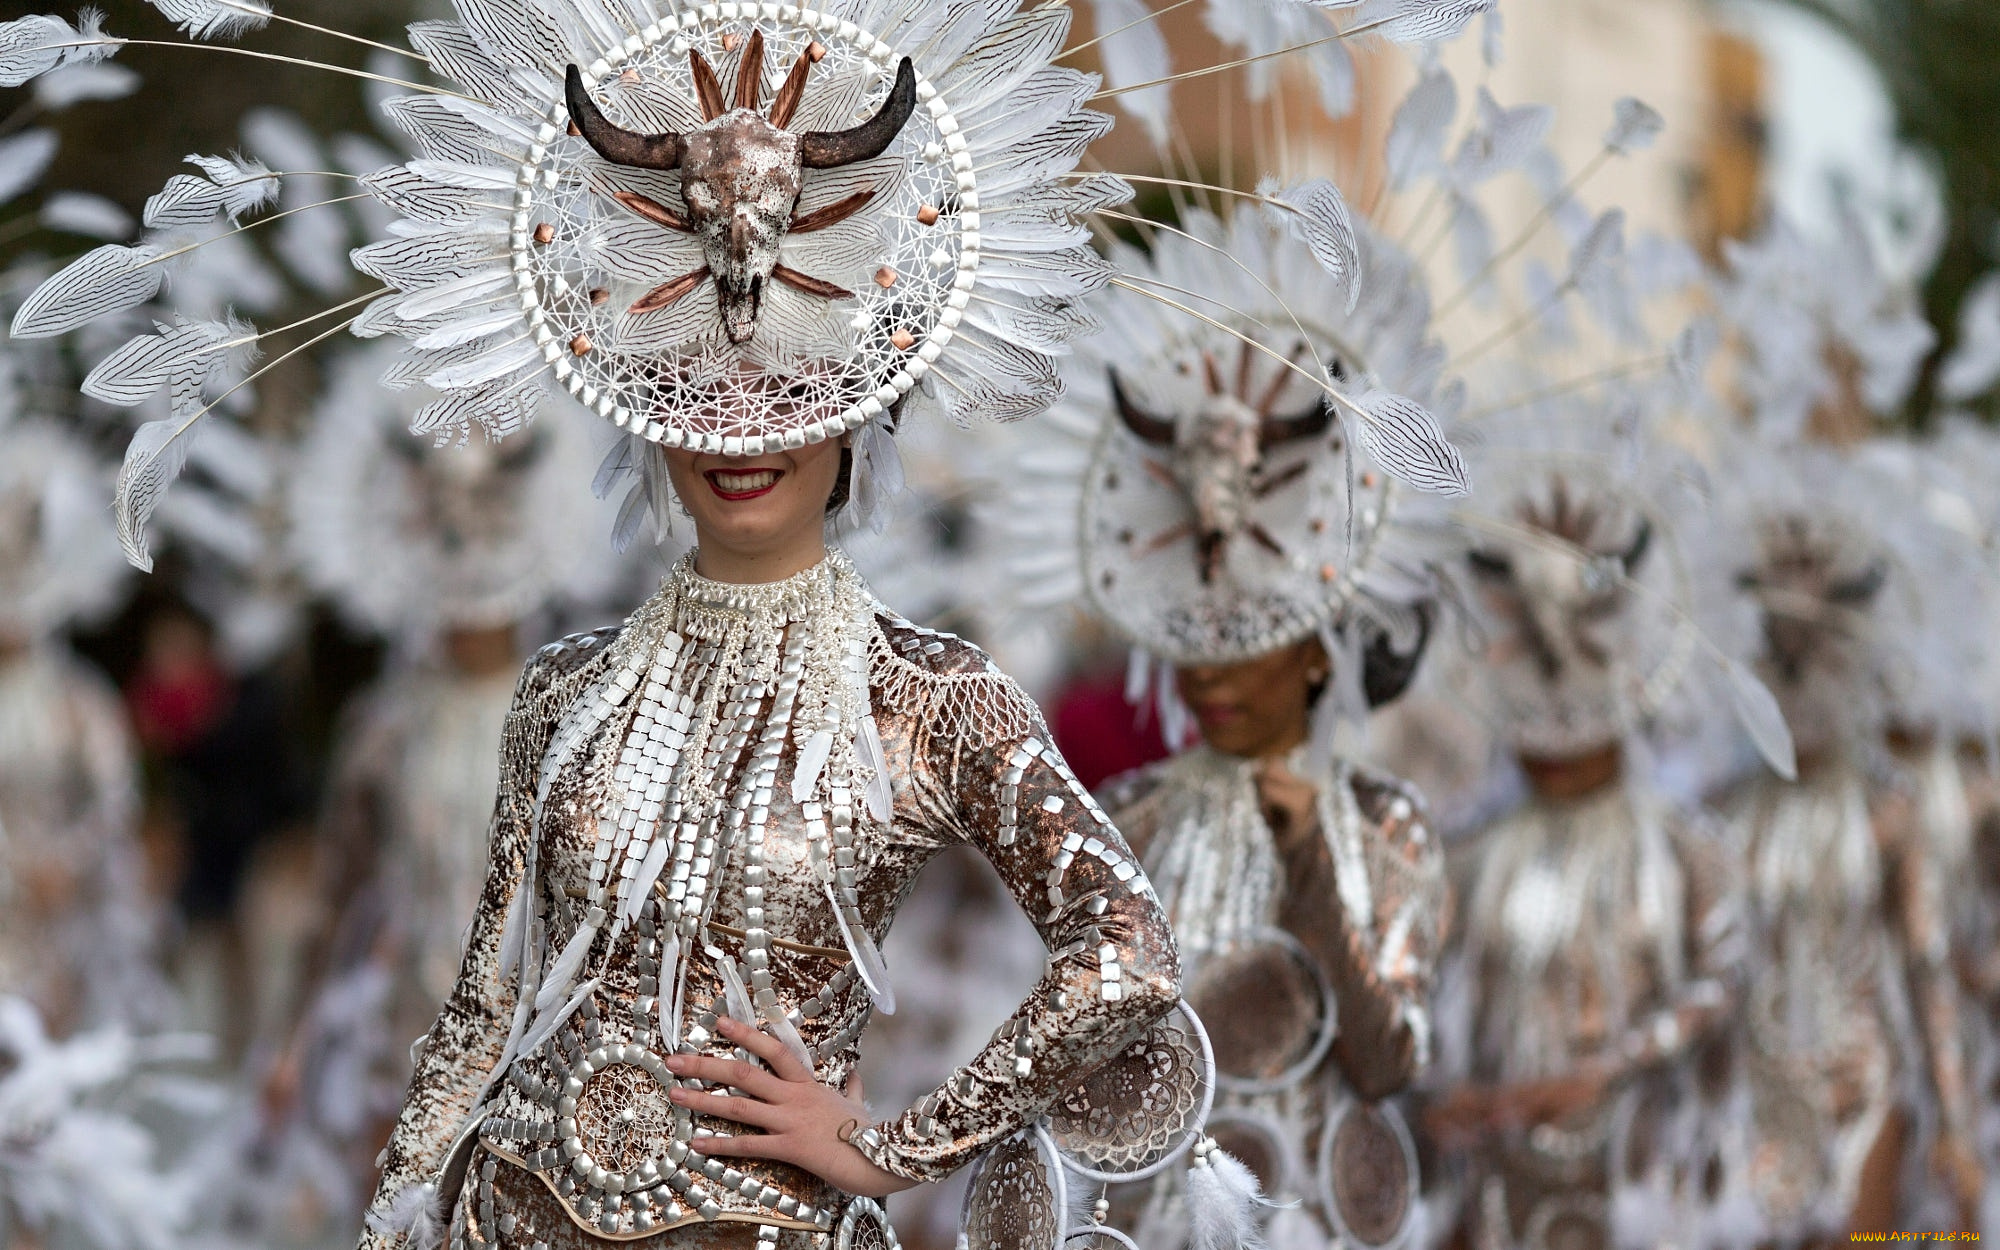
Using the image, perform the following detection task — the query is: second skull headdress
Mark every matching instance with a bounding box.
[995,205,1460,709]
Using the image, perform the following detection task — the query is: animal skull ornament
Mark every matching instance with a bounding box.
[1733,515,1890,753]
[566,33,919,345]
[385,423,548,560]
[1462,477,1662,756]
[1466,479,1653,685]
[1109,345,1337,585]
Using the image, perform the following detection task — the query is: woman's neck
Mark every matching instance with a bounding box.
[691,533,830,585]
[1518,742,1624,802]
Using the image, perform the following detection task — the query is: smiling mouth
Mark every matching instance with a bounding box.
[704,467,783,500]
[1192,702,1241,726]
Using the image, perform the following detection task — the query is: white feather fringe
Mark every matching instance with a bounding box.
[1186,1139,1273,1250]
[365,1181,448,1250]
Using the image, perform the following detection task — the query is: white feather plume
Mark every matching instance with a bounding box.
[366,1181,450,1250]
[1185,1145,1274,1250]
[1385,68,1457,191]
[1939,271,2000,402]
[1355,0,1496,44]
[83,316,256,408]
[1604,96,1665,154]
[10,242,164,338]
[113,414,205,572]
[1451,88,1552,186]
[1266,178,1362,313]
[39,190,134,239]
[1088,0,1173,148]
[0,12,124,89]
[146,0,272,42]
[0,129,58,207]
[1350,390,1471,496]
[1724,658,1797,782]
[143,153,279,229]
[827,880,896,1015]
[31,59,138,109]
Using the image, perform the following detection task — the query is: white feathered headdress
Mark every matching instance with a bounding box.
[996,206,1463,681]
[290,343,621,644]
[0,418,131,641]
[3,0,1494,570]
[1446,387,1786,771]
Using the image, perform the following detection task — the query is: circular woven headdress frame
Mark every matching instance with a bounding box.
[509,5,980,453]
[1002,210,1451,669]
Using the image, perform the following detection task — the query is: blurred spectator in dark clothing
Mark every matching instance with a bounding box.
[125,605,306,1053]
[127,605,306,920]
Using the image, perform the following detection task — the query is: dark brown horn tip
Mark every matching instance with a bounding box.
[1258,396,1334,449]
[566,62,688,171]
[1108,369,1178,447]
[798,56,918,169]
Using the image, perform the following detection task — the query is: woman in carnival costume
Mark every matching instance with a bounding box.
[261,343,630,1231]
[1712,441,1984,1237]
[0,253,161,1034]
[0,413,159,1034]
[1923,417,2000,1234]
[1420,393,1777,1250]
[993,200,1460,1250]
[0,0,1500,1245]
[1695,215,1986,1234]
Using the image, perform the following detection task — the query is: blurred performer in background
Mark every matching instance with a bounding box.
[0,416,164,1033]
[0,0,1505,1243]
[254,345,624,1238]
[996,205,1457,1248]
[1423,408,1757,1250]
[1716,444,1983,1237]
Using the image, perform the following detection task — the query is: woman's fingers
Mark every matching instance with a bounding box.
[665,1053,786,1102]
[715,1017,815,1083]
[668,1086,786,1129]
[683,1129,791,1160]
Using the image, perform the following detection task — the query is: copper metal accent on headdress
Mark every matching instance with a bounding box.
[565,40,919,343]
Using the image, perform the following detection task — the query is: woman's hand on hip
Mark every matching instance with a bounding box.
[665,1016,916,1199]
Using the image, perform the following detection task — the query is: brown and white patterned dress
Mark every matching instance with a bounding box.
[359,552,1181,1250]
[1100,746,1444,1248]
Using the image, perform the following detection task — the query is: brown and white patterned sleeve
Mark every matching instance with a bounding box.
[1279,765,1445,1101]
[855,627,1182,1182]
[358,631,613,1248]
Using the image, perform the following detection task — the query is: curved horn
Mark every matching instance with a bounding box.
[1619,516,1653,575]
[1108,370,1177,447]
[1362,601,1436,710]
[1828,559,1888,607]
[1258,397,1334,449]
[798,57,918,169]
[566,64,686,170]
